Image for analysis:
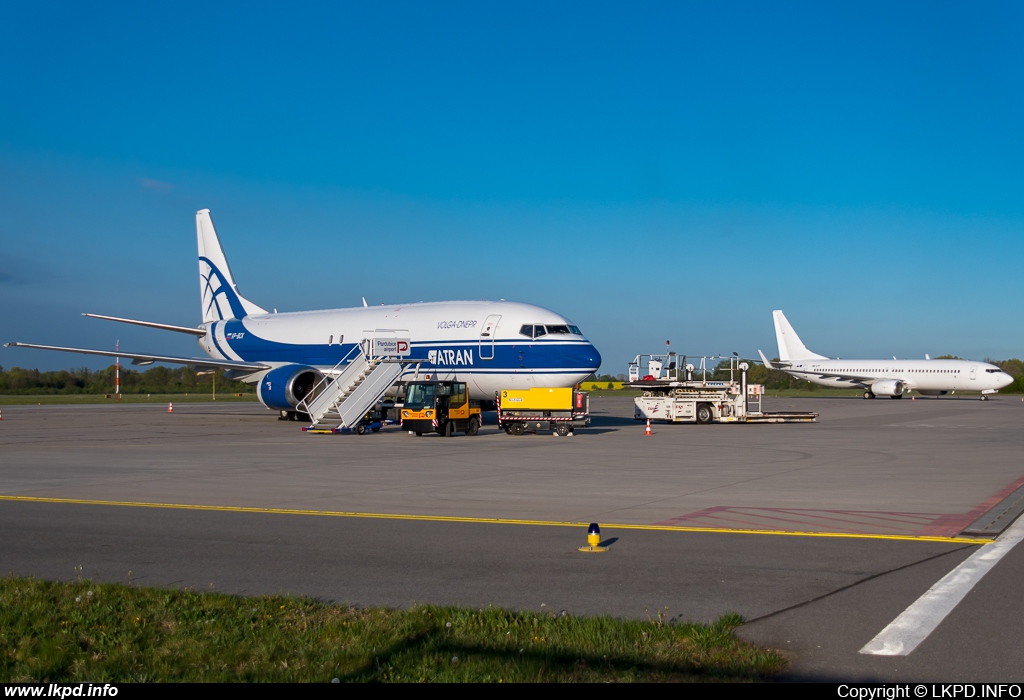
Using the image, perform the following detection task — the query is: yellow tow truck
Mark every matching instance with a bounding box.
[400,380,482,437]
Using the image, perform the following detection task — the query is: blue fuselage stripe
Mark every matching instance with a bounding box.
[220,321,600,373]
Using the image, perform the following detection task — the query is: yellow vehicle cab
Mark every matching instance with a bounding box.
[401,381,482,437]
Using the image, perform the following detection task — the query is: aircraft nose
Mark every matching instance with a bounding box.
[582,343,602,372]
[998,371,1015,388]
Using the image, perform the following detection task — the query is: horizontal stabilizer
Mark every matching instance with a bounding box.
[758,349,784,369]
[83,313,207,337]
[4,342,268,372]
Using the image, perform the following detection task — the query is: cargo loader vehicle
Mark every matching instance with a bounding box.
[628,352,817,424]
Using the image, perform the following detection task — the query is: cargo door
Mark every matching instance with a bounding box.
[479,314,500,360]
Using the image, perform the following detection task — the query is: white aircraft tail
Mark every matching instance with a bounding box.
[773,310,828,362]
[197,209,268,323]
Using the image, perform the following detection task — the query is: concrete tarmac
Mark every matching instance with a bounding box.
[1,394,1022,680]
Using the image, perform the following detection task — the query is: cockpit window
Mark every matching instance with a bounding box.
[985,368,1003,373]
[519,324,548,339]
[521,323,583,338]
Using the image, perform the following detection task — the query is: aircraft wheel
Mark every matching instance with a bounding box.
[467,416,480,436]
[863,391,873,399]
[556,424,570,437]
[696,403,713,424]
[510,422,526,436]
[981,395,989,401]
[444,421,454,437]
[356,424,366,435]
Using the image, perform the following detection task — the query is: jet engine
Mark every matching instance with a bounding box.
[869,379,906,397]
[255,364,324,410]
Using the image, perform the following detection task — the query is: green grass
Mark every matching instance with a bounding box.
[0,578,785,682]
[586,388,645,397]
[0,393,257,405]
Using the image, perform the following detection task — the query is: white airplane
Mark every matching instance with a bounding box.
[757,310,1013,400]
[6,209,602,415]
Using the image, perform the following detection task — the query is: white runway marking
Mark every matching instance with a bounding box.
[861,517,1024,656]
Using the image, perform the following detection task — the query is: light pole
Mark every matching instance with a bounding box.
[196,370,216,401]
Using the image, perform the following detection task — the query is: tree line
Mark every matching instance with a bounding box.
[0,365,256,395]
[7,357,1024,395]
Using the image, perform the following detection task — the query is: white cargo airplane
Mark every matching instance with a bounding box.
[757,310,1013,400]
[6,210,602,415]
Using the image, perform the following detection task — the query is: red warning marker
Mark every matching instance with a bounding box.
[168,402,174,413]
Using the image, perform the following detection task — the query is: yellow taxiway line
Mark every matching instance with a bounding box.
[0,495,992,544]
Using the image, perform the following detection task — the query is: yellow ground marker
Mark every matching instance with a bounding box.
[0,495,992,544]
[578,522,610,552]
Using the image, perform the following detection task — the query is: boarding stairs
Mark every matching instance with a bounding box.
[297,335,419,431]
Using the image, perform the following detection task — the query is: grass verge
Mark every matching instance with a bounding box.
[0,578,785,682]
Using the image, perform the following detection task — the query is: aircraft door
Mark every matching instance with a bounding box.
[479,314,501,360]
[970,365,977,381]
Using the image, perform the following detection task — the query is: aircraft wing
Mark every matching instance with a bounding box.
[4,342,268,372]
[797,369,881,387]
[812,371,872,382]
[761,352,877,387]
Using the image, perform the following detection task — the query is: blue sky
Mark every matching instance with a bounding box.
[2,1,1023,373]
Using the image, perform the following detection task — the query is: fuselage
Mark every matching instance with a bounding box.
[197,299,602,400]
[785,358,1013,394]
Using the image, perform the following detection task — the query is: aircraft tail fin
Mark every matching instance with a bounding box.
[773,310,828,362]
[197,209,268,323]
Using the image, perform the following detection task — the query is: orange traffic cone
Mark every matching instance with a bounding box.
[0,407,3,421]
[167,402,174,413]
[645,418,652,436]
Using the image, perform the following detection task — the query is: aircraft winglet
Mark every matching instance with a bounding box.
[757,349,776,369]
